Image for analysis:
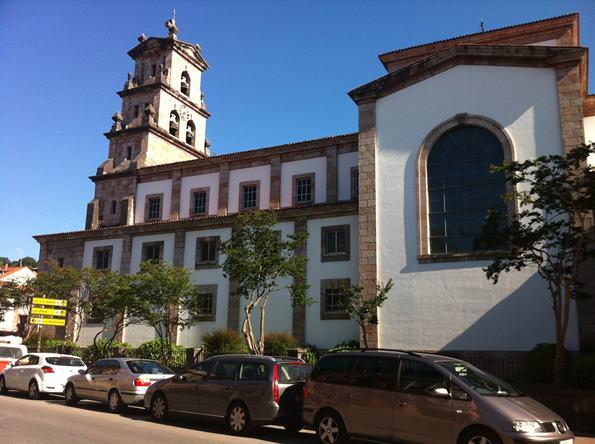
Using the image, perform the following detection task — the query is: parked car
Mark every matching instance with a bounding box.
[144,355,312,435]
[0,336,27,373]
[64,358,174,412]
[303,350,575,444]
[0,353,86,399]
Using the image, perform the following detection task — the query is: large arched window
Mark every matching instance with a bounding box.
[169,110,179,137]
[186,120,195,146]
[418,115,513,258]
[181,71,190,96]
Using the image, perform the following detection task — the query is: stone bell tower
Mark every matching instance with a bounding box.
[86,17,211,229]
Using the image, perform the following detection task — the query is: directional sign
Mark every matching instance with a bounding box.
[31,307,67,317]
[32,298,67,307]
[29,317,66,327]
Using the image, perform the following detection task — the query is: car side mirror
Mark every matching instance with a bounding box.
[174,374,186,382]
[78,369,86,375]
[433,387,450,398]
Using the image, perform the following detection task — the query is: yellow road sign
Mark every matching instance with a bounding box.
[31,307,67,317]
[32,298,67,307]
[29,317,66,327]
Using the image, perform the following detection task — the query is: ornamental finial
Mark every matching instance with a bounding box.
[165,10,179,40]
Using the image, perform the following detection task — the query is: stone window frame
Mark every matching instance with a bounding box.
[321,224,351,262]
[110,200,117,215]
[125,146,133,160]
[190,187,210,217]
[320,278,351,320]
[141,241,164,263]
[195,236,220,269]
[144,193,164,222]
[416,113,516,264]
[92,246,113,271]
[350,166,359,201]
[292,172,315,206]
[239,180,260,212]
[195,284,217,322]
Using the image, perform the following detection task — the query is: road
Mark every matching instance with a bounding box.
[0,392,593,444]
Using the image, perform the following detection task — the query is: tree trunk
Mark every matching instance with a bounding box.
[360,321,368,349]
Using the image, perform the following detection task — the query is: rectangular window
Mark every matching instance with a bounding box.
[110,200,117,215]
[142,241,163,263]
[320,279,350,320]
[190,188,209,216]
[292,173,315,205]
[321,225,350,262]
[195,236,220,269]
[351,167,359,200]
[145,194,163,222]
[151,64,157,77]
[126,146,133,160]
[195,284,217,321]
[93,246,113,271]
[134,105,139,118]
[240,182,259,211]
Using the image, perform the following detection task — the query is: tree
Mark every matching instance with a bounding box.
[221,211,309,355]
[340,279,394,349]
[0,279,34,339]
[17,257,38,269]
[479,143,595,386]
[129,261,201,365]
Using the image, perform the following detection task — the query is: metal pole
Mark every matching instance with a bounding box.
[36,324,42,352]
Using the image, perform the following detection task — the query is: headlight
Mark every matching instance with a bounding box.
[513,420,545,433]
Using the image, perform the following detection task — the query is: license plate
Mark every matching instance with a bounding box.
[560,439,573,444]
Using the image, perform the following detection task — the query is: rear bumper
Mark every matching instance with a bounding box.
[120,390,146,406]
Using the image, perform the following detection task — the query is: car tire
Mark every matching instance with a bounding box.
[459,428,503,444]
[28,380,41,400]
[316,410,348,444]
[283,420,303,434]
[64,383,79,406]
[150,393,168,422]
[0,375,7,394]
[108,389,125,413]
[226,402,252,435]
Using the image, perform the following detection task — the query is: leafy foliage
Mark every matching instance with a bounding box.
[303,343,321,365]
[135,339,186,368]
[264,332,297,356]
[201,329,247,358]
[221,211,309,355]
[328,340,360,353]
[81,339,134,364]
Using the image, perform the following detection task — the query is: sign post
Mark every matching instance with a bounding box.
[29,297,68,352]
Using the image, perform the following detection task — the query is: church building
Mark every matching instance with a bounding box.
[35,13,595,352]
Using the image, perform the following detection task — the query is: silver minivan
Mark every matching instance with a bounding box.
[303,350,575,444]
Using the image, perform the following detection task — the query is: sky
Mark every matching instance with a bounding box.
[0,0,594,260]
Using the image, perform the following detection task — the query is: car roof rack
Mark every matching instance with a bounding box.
[329,347,421,357]
[268,356,306,363]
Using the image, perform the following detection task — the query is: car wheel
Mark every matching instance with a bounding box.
[0,375,7,394]
[108,389,124,413]
[316,411,347,444]
[28,380,41,400]
[283,420,303,434]
[150,394,168,421]
[64,383,79,406]
[226,402,252,435]
[459,428,503,444]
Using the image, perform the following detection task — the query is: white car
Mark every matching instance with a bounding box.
[0,343,27,373]
[65,358,174,412]
[0,353,86,399]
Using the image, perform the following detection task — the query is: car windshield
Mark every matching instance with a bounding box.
[126,360,174,375]
[439,361,522,397]
[0,346,22,359]
[278,363,312,384]
[45,356,86,367]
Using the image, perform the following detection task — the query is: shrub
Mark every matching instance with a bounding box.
[264,332,297,356]
[36,338,81,356]
[304,343,321,365]
[81,339,134,365]
[202,329,247,358]
[525,343,572,383]
[328,340,360,353]
[136,339,186,368]
[569,354,595,389]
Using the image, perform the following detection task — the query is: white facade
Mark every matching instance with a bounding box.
[375,65,580,351]
[179,172,220,217]
[134,179,173,223]
[280,157,327,207]
[228,165,271,213]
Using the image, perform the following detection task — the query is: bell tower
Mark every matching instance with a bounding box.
[87,17,211,229]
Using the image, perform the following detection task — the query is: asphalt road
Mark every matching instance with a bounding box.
[1,392,593,444]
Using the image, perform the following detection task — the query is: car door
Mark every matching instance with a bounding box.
[393,358,453,444]
[93,359,120,401]
[77,361,106,399]
[167,361,211,414]
[199,359,239,417]
[341,356,397,440]
[17,354,40,390]
[4,355,28,389]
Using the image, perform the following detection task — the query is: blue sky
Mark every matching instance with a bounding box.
[1,0,594,260]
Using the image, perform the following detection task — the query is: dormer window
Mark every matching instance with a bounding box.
[186,120,195,146]
[169,110,179,137]
[181,71,190,96]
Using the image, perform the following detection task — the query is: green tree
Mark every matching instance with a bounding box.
[479,143,595,386]
[128,261,200,365]
[340,279,394,349]
[221,211,309,355]
[17,257,38,268]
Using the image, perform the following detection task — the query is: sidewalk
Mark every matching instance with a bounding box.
[577,437,595,443]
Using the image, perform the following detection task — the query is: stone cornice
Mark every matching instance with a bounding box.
[33,202,358,242]
[127,37,209,71]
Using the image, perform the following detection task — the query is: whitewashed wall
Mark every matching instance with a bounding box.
[280,158,327,207]
[134,179,173,224]
[338,152,358,201]
[305,215,359,348]
[228,165,271,213]
[375,65,580,351]
[179,172,220,218]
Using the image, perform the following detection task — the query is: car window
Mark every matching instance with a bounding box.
[238,362,268,381]
[310,355,358,385]
[348,356,396,390]
[0,346,23,359]
[179,361,212,382]
[104,359,122,375]
[398,359,449,396]
[89,361,108,375]
[127,360,174,375]
[14,355,38,366]
[278,363,312,384]
[45,356,85,367]
[209,360,238,380]
[439,361,521,397]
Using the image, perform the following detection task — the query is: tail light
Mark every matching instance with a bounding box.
[41,366,54,374]
[272,363,279,403]
[303,385,309,401]
[134,378,151,387]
